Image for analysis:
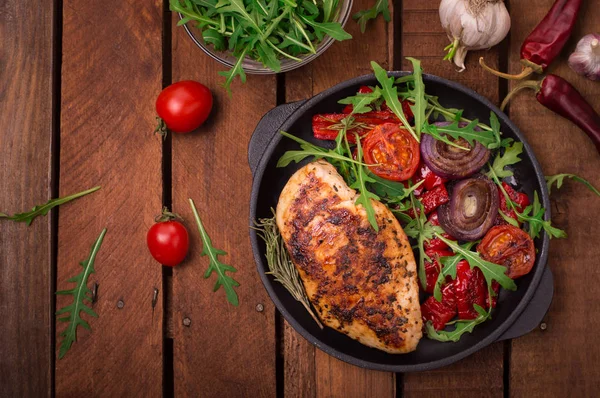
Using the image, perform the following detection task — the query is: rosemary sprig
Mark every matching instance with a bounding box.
[254,212,323,329]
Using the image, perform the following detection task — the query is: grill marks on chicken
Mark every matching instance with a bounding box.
[276,160,422,353]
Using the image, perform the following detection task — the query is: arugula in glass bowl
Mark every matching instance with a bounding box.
[171,0,353,93]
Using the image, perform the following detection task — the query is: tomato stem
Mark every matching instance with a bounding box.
[155,207,183,223]
[154,117,168,140]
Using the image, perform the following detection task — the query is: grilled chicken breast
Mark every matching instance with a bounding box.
[276,160,422,353]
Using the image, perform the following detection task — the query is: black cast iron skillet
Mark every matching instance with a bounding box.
[248,72,553,372]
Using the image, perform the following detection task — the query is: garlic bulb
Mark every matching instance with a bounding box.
[568,34,600,81]
[440,0,511,71]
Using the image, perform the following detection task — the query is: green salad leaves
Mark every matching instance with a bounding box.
[171,0,351,93]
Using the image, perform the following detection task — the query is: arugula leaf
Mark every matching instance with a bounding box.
[486,141,523,179]
[350,135,380,231]
[423,117,498,149]
[546,174,600,197]
[202,29,226,51]
[56,228,107,359]
[518,192,567,239]
[1,186,100,226]
[276,131,371,168]
[486,112,512,150]
[322,0,338,22]
[216,0,263,33]
[405,57,426,135]
[425,305,490,342]
[218,47,248,95]
[298,15,352,41]
[435,234,517,291]
[371,61,418,141]
[352,0,391,33]
[337,88,382,114]
[189,198,240,306]
[367,171,405,198]
[403,193,444,289]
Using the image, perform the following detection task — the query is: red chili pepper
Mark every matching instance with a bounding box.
[480,0,582,80]
[497,183,530,225]
[501,75,600,154]
[423,248,454,294]
[424,211,456,251]
[312,111,400,142]
[421,282,457,330]
[454,260,487,320]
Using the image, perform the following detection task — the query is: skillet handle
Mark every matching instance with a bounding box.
[496,267,554,341]
[248,100,307,177]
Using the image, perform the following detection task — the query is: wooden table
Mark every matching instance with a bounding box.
[1,0,599,396]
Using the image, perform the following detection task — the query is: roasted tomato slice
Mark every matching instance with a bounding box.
[477,225,536,279]
[421,283,457,330]
[362,123,420,181]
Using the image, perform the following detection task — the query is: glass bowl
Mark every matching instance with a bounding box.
[178,0,354,75]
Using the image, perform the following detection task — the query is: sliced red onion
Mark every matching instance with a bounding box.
[421,122,490,179]
[438,175,499,241]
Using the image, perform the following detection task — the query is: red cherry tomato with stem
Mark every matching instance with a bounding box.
[155,80,213,135]
[147,208,190,267]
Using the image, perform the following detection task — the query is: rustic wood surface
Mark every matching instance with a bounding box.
[1,0,599,397]
[0,1,54,397]
[507,1,600,397]
[169,10,278,398]
[55,0,164,396]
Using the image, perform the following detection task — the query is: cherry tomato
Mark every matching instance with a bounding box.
[362,123,420,181]
[477,225,536,279]
[156,80,213,133]
[147,218,189,267]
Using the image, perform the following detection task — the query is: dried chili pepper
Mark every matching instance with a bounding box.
[480,0,582,80]
[501,74,600,154]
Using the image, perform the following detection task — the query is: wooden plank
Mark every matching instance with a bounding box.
[507,1,600,396]
[0,1,54,396]
[401,1,504,396]
[55,0,164,396]
[284,0,396,396]
[169,14,278,398]
[403,344,504,397]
